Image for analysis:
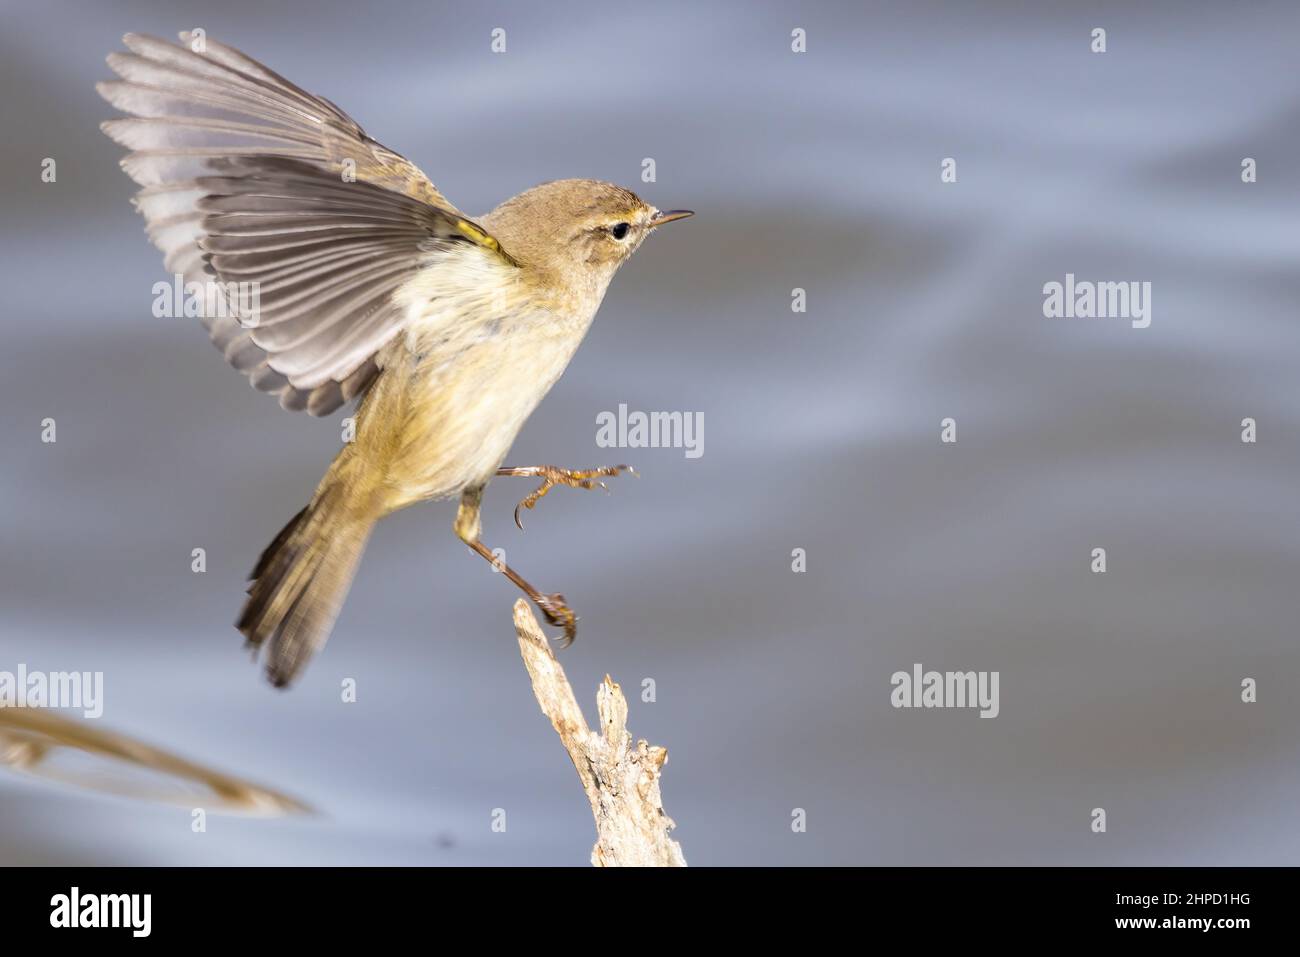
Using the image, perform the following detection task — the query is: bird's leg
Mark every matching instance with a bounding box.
[495,464,635,529]
[454,486,577,647]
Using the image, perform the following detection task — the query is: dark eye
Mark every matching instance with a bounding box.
[610,222,630,240]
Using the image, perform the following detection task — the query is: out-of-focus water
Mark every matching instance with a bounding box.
[2,0,1298,865]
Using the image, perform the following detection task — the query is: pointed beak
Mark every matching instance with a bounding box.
[649,209,695,228]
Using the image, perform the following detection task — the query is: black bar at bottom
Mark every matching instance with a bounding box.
[0,866,1279,941]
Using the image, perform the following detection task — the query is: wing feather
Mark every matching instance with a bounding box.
[98,32,512,415]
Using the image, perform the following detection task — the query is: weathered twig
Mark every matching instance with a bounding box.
[512,599,686,867]
[0,707,308,815]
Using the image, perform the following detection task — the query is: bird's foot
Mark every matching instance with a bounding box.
[535,592,577,648]
[499,464,635,529]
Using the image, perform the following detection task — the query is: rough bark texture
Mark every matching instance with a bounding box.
[513,599,686,867]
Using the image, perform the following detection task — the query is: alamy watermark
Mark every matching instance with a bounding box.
[1043,273,1151,329]
[891,663,999,718]
[0,664,103,718]
[596,403,703,459]
[152,273,262,325]
[50,887,150,937]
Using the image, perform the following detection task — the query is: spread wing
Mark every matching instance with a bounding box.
[98,31,512,415]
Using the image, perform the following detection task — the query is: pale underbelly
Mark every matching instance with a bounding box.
[356,330,578,510]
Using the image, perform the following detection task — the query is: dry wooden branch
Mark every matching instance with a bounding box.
[512,599,686,867]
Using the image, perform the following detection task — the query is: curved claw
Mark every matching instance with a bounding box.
[505,465,634,531]
[513,478,558,530]
[536,593,577,648]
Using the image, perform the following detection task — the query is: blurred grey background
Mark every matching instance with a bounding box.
[2,0,1298,865]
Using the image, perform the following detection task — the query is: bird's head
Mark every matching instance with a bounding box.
[481,179,692,301]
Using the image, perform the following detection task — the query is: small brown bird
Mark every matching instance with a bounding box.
[97,32,692,686]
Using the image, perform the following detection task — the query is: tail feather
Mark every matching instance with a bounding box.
[237,493,373,688]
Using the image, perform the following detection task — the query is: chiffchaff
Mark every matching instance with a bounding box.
[98,32,692,686]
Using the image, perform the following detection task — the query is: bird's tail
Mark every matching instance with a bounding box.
[237,475,376,688]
